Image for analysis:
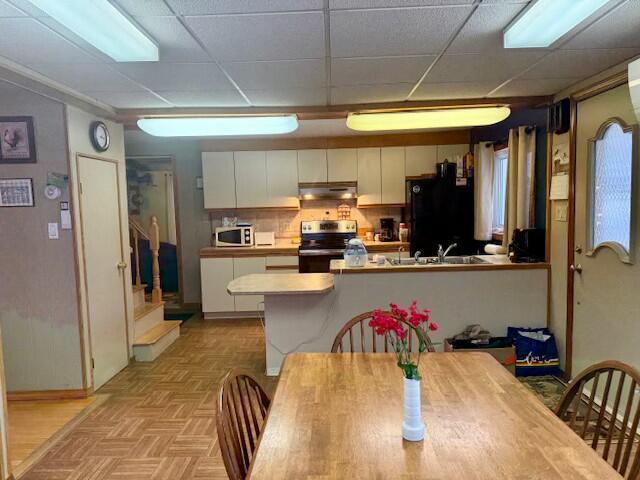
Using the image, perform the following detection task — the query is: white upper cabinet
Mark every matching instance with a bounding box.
[235,151,268,208]
[202,152,236,209]
[357,147,382,206]
[381,147,406,205]
[266,150,299,208]
[297,149,327,183]
[327,148,358,182]
[405,145,437,177]
[437,144,469,163]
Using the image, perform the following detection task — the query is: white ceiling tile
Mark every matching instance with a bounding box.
[331,56,435,86]
[133,16,210,62]
[112,0,173,16]
[221,59,325,90]
[0,18,98,63]
[330,6,471,57]
[331,83,412,104]
[0,0,26,17]
[155,90,249,107]
[245,87,326,106]
[411,81,498,100]
[83,91,172,108]
[330,1,473,8]
[520,48,640,80]
[447,3,527,54]
[424,52,546,83]
[2,0,46,16]
[27,63,144,92]
[185,12,325,61]
[489,78,576,97]
[114,62,233,91]
[562,1,640,50]
[167,0,324,15]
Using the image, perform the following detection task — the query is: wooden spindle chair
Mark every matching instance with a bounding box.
[216,370,271,480]
[331,310,435,353]
[556,360,640,479]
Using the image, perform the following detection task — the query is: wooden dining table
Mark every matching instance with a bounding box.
[247,352,621,479]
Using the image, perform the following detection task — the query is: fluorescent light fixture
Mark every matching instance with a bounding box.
[346,107,511,132]
[137,116,299,137]
[504,0,612,48]
[26,0,158,62]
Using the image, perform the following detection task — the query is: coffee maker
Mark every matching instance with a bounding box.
[379,218,395,242]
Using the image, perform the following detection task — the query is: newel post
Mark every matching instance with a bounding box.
[149,215,162,304]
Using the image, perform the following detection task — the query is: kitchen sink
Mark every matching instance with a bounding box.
[441,256,489,264]
[387,255,488,266]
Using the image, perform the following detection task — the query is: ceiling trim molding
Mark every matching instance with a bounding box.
[570,71,629,102]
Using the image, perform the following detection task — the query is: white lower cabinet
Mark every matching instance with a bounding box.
[233,257,266,312]
[200,258,235,312]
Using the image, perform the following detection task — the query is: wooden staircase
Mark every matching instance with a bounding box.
[130,215,181,362]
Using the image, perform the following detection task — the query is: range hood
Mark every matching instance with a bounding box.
[299,182,357,200]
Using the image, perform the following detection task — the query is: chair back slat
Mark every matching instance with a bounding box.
[556,360,640,479]
[217,370,271,480]
[331,311,435,354]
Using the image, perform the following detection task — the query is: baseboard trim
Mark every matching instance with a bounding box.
[7,388,93,402]
[204,312,261,320]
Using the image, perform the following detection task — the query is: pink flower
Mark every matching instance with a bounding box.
[428,321,439,332]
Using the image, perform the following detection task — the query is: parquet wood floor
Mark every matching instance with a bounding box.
[21,316,277,480]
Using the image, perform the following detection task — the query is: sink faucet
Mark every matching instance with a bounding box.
[414,250,422,263]
[398,246,405,263]
[437,243,457,263]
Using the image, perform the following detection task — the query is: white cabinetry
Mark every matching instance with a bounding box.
[381,147,406,205]
[297,149,327,183]
[233,257,266,312]
[266,150,299,208]
[200,258,235,312]
[328,149,358,182]
[405,145,437,177]
[357,148,382,206]
[202,152,236,209]
[235,151,268,208]
[437,144,469,163]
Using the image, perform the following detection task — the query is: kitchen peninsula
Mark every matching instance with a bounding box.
[226,255,549,375]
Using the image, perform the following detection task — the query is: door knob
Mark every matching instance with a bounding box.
[570,264,582,274]
[117,261,127,270]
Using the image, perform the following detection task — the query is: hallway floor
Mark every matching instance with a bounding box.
[21,317,276,480]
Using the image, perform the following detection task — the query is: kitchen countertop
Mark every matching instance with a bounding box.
[227,273,334,295]
[330,254,550,273]
[200,240,409,258]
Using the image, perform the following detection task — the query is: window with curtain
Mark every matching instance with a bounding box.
[492,148,508,234]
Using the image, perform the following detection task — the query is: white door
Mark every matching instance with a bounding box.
[77,156,129,389]
[570,85,640,377]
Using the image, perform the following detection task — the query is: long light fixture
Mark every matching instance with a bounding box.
[137,116,299,137]
[26,0,158,62]
[346,107,511,132]
[504,0,612,48]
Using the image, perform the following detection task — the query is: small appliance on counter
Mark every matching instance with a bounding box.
[509,228,545,263]
[214,225,254,247]
[254,231,275,247]
[344,238,368,267]
[379,218,395,242]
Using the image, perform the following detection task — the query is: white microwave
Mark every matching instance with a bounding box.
[215,226,254,247]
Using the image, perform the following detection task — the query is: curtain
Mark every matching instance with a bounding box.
[165,172,177,245]
[502,126,536,249]
[474,141,494,240]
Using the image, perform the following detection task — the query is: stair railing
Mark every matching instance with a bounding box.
[149,215,163,303]
[128,216,149,289]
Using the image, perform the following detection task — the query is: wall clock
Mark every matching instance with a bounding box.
[89,121,110,152]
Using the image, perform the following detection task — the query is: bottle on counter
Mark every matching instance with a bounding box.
[399,223,409,243]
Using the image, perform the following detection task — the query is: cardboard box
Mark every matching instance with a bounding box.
[444,338,516,375]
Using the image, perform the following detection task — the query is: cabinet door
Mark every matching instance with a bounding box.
[235,151,268,208]
[233,257,266,312]
[381,147,406,205]
[266,150,299,208]
[200,258,235,312]
[202,152,236,209]
[327,148,358,182]
[405,145,437,177]
[297,149,327,183]
[357,148,381,206]
[437,144,469,163]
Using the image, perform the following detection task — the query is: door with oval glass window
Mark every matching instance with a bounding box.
[571,85,640,378]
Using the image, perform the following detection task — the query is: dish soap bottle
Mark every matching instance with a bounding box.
[344,239,368,267]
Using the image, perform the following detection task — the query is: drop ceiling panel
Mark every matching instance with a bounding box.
[424,52,546,83]
[83,91,172,108]
[331,83,412,104]
[166,0,324,15]
[155,90,249,107]
[0,18,99,63]
[561,1,640,50]
[221,59,325,90]
[330,0,473,8]
[245,87,326,106]
[447,3,527,54]
[520,48,640,80]
[114,62,233,91]
[184,12,325,61]
[112,0,173,16]
[331,56,435,86]
[411,81,498,100]
[0,0,26,17]
[27,63,145,92]
[489,78,576,97]
[330,6,471,57]
[132,16,210,62]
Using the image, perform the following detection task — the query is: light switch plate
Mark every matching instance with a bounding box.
[196,177,203,189]
[48,222,59,239]
[555,204,567,222]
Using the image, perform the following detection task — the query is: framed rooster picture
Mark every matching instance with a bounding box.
[0,116,36,164]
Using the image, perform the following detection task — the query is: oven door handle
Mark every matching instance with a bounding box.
[298,249,345,256]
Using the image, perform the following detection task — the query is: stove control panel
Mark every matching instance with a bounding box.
[301,220,357,234]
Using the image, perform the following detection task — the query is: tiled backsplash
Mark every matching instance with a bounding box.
[209,200,402,240]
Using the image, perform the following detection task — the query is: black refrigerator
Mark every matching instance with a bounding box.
[407,163,474,257]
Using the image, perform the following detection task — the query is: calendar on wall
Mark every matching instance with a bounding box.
[0,178,34,207]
